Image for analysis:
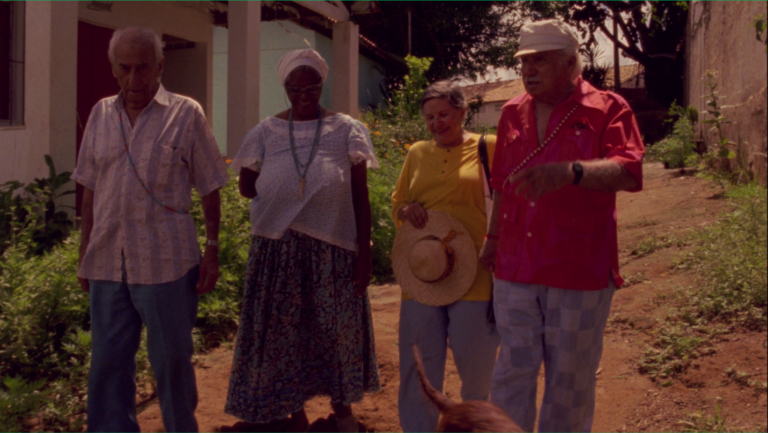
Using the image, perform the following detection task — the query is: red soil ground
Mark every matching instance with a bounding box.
[137,162,767,432]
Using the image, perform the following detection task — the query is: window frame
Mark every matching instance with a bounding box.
[0,1,24,127]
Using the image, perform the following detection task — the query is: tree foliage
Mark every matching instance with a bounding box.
[525,1,689,106]
[354,2,526,82]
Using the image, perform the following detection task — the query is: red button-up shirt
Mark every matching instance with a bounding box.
[490,78,644,290]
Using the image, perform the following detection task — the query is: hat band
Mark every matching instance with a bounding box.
[419,230,457,283]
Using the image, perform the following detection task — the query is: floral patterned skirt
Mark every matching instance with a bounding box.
[224,230,380,423]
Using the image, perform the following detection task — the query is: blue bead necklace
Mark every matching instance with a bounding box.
[288,107,324,199]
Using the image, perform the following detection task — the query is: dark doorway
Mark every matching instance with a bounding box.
[76,21,120,216]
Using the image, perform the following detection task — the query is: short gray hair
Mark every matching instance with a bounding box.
[561,46,583,82]
[108,27,164,66]
[419,80,468,114]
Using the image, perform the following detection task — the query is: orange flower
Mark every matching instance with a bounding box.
[375,131,381,136]
[405,144,412,150]
[225,159,233,164]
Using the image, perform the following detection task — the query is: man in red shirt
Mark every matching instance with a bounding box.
[479,20,644,432]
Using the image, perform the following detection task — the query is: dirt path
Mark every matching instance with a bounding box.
[138,163,767,432]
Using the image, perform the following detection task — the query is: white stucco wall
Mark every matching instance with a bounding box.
[0,1,78,187]
[0,1,216,187]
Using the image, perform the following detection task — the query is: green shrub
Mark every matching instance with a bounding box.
[362,55,434,281]
[646,102,698,169]
[190,172,251,347]
[0,234,92,431]
[0,155,74,256]
[677,183,767,329]
[0,171,250,429]
[362,111,431,281]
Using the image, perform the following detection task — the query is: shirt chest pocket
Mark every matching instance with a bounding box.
[502,129,528,172]
[558,120,597,161]
[148,145,184,188]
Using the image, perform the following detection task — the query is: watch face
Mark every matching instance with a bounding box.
[572,162,584,185]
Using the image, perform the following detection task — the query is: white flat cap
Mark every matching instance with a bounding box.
[514,19,579,58]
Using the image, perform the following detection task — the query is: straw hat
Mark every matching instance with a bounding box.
[392,210,478,306]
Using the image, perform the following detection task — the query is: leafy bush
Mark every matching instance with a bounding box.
[646,102,699,169]
[190,171,251,347]
[0,155,74,256]
[677,183,767,329]
[362,55,434,281]
[0,233,92,431]
[0,171,250,430]
[637,183,767,383]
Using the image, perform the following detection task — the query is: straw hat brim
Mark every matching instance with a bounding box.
[392,210,478,306]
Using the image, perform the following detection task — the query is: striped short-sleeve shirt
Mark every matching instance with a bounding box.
[72,86,229,284]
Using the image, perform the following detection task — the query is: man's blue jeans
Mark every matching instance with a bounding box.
[87,264,199,432]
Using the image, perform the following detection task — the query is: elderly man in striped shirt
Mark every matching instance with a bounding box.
[72,27,228,432]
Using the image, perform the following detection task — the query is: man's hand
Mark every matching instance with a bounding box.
[479,238,498,273]
[78,253,90,293]
[196,246,220,295]
[508,162,574,201]
[353,247,372,297]
[398,202,429,229]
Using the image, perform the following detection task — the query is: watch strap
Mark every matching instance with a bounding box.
[572,162,584,185]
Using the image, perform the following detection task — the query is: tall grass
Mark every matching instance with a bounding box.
[678,183,767,328]
[639,183,767,381]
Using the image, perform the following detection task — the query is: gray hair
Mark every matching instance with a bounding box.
[108,27,164,66]
[561,45,583,81]
[419,80,468,114]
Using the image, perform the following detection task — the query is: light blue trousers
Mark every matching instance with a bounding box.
[398,300,500,432]
[87,263,199,432]
[490,279,615,432]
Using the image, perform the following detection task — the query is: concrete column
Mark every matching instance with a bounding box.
[332,21,359,118]
[226,1,260,159]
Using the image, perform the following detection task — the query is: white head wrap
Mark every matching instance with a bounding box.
[277,49,330,85]
[514,19,579,58]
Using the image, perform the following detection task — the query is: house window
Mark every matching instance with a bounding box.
[495,102,504,112]
[0,1,24,127]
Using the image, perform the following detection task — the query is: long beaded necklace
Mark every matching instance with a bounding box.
[503,103,579,187]
[118,111,188,214]
[289,107,323,200]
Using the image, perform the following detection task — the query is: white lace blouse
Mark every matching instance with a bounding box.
[231,114,379,252]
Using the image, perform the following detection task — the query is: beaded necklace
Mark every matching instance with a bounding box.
[118,111,188,214]
[503,103,579,187]
[288,107,323,200]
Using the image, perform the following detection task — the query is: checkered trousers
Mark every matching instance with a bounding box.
[490,279,615,432]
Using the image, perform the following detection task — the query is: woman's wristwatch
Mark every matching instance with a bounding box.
[206,239,220,249]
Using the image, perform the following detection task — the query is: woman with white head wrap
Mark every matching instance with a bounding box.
[226,49,380,432]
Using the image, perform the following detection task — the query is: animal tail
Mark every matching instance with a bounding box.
[413,345,456,412]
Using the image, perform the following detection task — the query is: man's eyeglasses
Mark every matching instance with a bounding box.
[285,85,322,97]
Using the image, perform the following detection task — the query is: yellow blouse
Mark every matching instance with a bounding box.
[391,133,496,301]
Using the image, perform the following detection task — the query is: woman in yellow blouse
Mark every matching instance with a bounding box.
[392,80,500,432]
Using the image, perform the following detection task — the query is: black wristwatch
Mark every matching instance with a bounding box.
[571,162,584,185]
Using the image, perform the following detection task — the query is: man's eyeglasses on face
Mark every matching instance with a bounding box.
[285,85,323,97]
